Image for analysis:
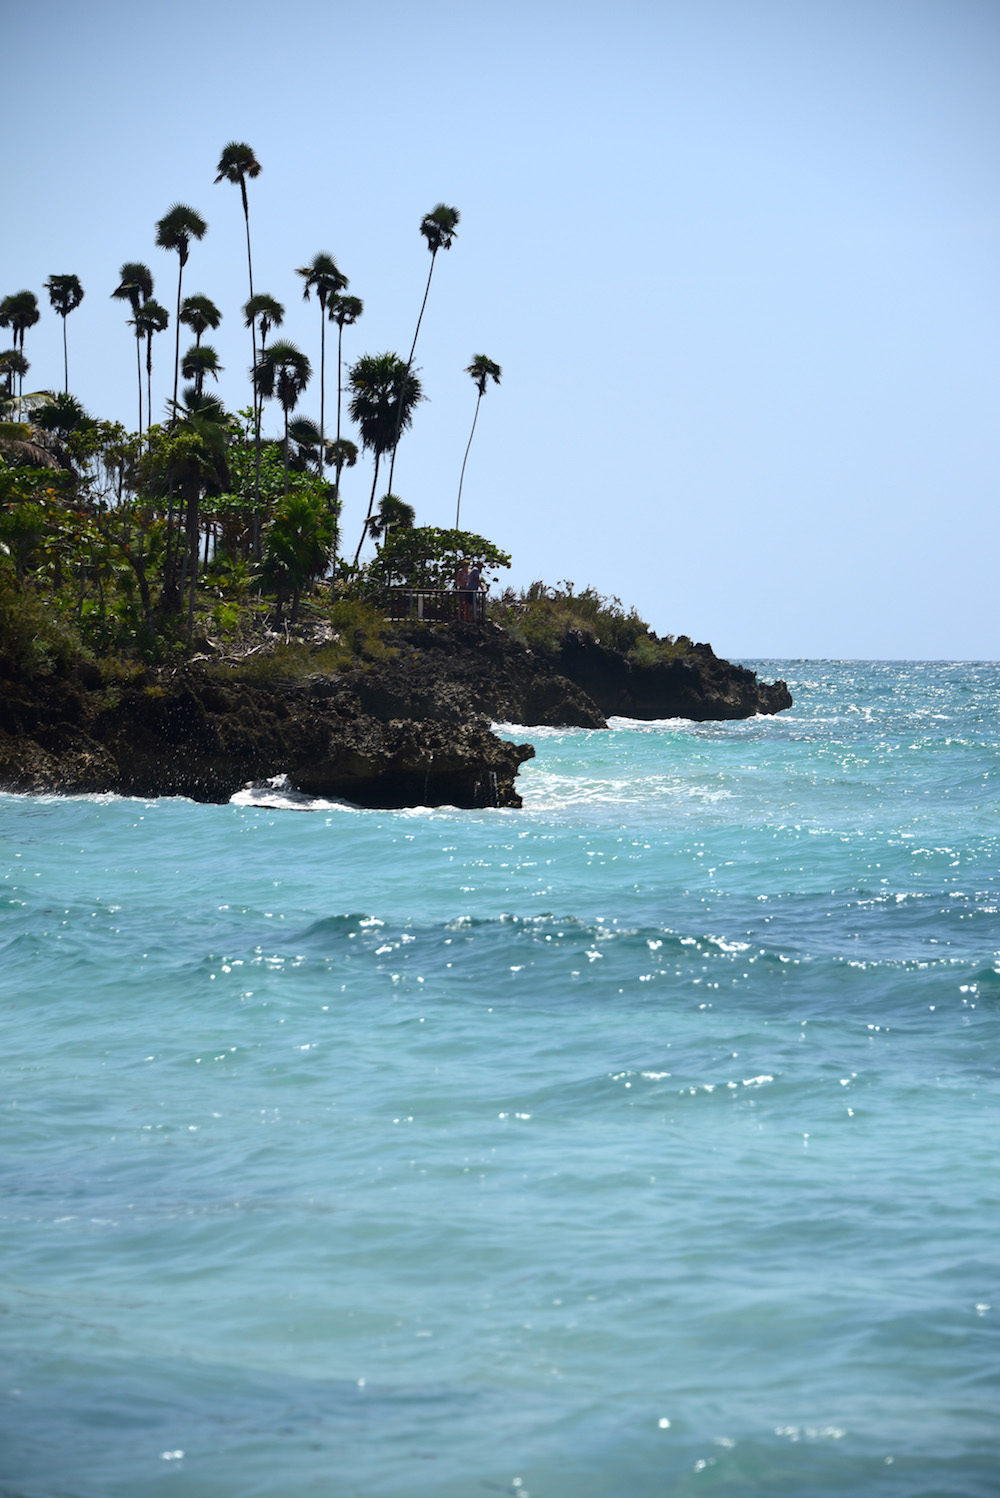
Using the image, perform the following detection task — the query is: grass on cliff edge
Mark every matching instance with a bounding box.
[487,582,692,663]
[0,570,693,691]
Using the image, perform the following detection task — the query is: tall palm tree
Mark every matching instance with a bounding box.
[243,293,284,555]
[155,204,208,421]
[134,298,170,430]
[181,343,222,398]
[456,354,501,528]
[253,339,311,492]
[328,292,363,498]
[243,293,283,422]
[215,142,261,377]
[112,261,153,435]
[386,203,459,494]
[44,275,84,393]
[179,294,221,348]
[0,292,41,405]
[0,349,28,400]
[297,254,347,480]
[348,352,423,566]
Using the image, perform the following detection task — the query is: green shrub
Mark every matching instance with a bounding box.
[488,581,692,662]
[0,570,84,679]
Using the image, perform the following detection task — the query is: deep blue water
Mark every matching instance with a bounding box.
[1,661,998,1497]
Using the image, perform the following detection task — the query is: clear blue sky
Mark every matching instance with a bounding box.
[6,0,999,658]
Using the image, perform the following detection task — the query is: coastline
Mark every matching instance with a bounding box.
[0,622,790,809]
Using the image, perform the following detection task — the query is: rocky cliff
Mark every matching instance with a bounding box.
[341,622,791,728]
[0,623,790,808]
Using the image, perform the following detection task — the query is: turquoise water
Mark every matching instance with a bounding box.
[2,661,998,1497]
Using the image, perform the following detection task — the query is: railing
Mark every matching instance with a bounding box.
[380,587,487,623]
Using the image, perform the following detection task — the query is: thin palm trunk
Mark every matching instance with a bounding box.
[172,262,184,423]
[243,183,260,528]
[456,392,482,529]
[386,251,437,494]
[319,310,326,477]
[135,334,143,438]
[62,316,68,394]
[331,322,345,574]
[252,321,268,559]
[353,454,381,567]
[283,406,290,494]
[146,337,153,435]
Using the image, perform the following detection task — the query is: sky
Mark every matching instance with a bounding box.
[5,0,999,659]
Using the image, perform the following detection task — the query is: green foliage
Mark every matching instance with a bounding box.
[365,526,511,590]
[0,570,83,678]
[262,490,334,610]
[348,353,422,457]
[488,581,691,660]
[34,393,95,438]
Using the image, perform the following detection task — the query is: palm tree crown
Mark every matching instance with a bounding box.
[419,203,460,256]
[112,262,153,316]
[330,293,363,332]
[466,353,502,396]
[254,339,311,414]
[181,343,223,398]
[0,291,40,350]
[214,142,261,209]
[297,253,347,310]
[180,294,221,346]
[369,493,415,540]
[135,299,170,340]
[244,293,284,349]
[155,204,207,268]
[0,349,29,398]
[45,274,84,319]
[348,352,422,457]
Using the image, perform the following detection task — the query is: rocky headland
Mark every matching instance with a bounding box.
[0,623,791,808]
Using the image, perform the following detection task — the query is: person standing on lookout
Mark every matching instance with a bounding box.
[454,559,471,621]
[467,560,486,622]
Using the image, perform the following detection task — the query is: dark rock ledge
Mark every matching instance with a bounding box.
[0,624,790,809]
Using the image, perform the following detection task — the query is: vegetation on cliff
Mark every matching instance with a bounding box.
[1,138,512,673]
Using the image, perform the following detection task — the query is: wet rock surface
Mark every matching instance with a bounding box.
[0,624,789,808]
[0,667,533,808]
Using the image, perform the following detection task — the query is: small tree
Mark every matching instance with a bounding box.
[365,525,510,591]
[263,487,334,621]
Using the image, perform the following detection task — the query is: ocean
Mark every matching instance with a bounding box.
[1,659,997,1497]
